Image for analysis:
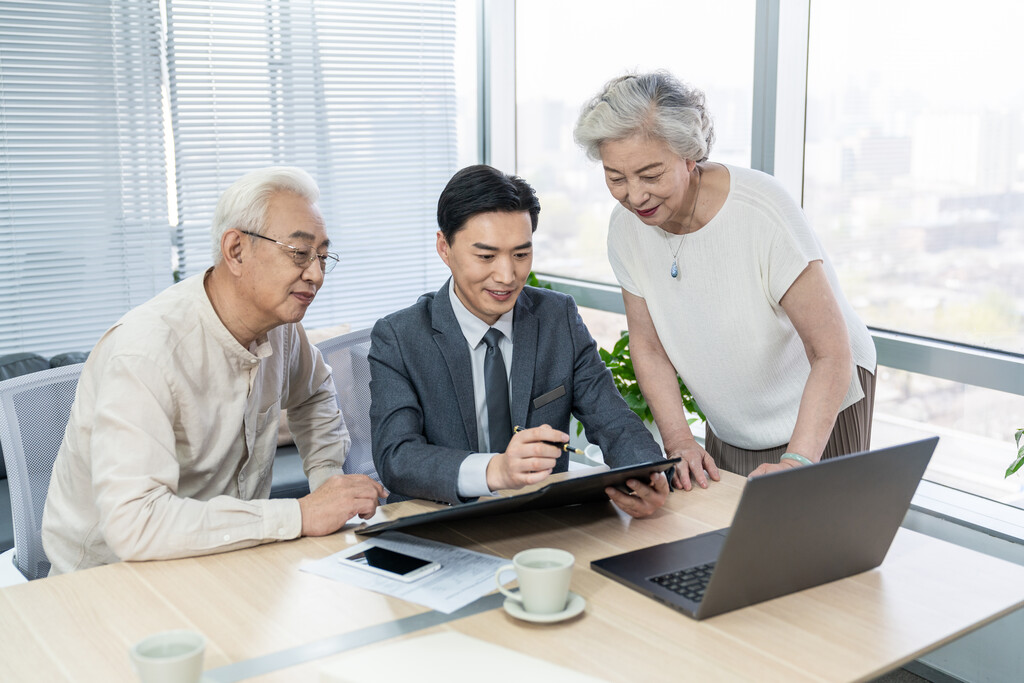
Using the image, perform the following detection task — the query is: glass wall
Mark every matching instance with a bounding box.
[804,1,1024,355]
[515,0,756,284]
[803,0,1024,503]
[513,0,1024,506]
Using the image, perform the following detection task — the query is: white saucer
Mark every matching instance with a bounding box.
[503,591,586,623]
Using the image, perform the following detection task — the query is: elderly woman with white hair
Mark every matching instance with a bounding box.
[573,71,876,489]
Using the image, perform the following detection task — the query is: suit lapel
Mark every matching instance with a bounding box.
[509,290,537,429]
[431,281,479,449]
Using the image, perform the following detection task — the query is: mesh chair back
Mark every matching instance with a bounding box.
[0,363,83,580]
[315,328,379,484]
[0,353,50,479]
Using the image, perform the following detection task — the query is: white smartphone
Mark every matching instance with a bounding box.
[337,545,441,582]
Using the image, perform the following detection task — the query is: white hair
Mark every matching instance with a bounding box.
[573,71,715,163]
[209,166,321,263]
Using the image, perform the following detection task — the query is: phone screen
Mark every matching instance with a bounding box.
[347,546,433,576]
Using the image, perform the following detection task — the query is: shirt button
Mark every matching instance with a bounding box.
[223,534,231,542]
[278,528,285,536]
[250,359,258,365]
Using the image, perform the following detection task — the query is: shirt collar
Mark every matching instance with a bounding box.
[448,278,514,348]
[197,268,274,363]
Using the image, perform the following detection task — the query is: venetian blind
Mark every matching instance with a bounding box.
[168,0,456,330]
[0,0,170,357]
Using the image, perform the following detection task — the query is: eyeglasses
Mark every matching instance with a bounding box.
[239,230,339,274]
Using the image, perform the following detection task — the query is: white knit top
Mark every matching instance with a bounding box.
[608,164,876,449]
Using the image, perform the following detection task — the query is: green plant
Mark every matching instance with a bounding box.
[1005,428,1024,478]
[580,330,705,435]
[527,271,553,290]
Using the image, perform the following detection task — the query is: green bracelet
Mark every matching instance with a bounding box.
[780,452,813,467]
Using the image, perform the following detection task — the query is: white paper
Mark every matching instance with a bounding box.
[301,532,508,614]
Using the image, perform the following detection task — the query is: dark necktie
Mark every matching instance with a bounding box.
[482,327,512,453]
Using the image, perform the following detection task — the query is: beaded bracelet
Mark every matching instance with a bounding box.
[780,452,813,467]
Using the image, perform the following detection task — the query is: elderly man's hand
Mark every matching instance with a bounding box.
[298,474,387,537]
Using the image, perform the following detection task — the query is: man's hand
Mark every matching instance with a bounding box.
[605,471,670,518]
[298,474,387,537]
[668,440,720,491]
[485,424,565,491]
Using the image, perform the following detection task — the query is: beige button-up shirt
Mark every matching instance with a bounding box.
[42,272,349,574]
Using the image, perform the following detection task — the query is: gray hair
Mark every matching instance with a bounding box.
[210,166,321,263]
[573,71,715,163]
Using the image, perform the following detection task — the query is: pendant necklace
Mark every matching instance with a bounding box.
[667,165,702,279]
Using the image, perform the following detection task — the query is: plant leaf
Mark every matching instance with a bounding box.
[526,271,553,290]
[595,330,705,431]
[1005,446,1024,478]
[611,333,629,357]
[624,392,646,413]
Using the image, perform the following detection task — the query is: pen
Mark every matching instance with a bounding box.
[512,425,585,455]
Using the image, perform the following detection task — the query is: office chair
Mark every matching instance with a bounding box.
[316,328,380,485]
[0,363,84,581]
[0,333,376,583]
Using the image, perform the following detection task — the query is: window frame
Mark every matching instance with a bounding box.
[494,0,1024,533]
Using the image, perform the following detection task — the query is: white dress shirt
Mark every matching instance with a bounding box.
[447,278,514,498]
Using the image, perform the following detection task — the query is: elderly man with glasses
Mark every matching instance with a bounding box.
[42,167,384,575]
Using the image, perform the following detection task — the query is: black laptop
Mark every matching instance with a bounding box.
[591,437,938,620]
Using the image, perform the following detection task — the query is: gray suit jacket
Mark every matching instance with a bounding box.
[369,280,662,504]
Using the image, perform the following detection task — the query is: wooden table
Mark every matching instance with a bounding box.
[3,471,1023,682]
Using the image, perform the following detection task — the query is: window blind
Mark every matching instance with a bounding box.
[168,0,457,330]
[0,0,170,357]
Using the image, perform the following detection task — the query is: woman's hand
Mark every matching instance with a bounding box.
[667,440,720,491]
[748,457,802,479]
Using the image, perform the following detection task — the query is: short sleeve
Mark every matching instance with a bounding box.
[756,175,823,304]
[607,205,643,298]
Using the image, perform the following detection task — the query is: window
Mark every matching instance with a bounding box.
[803,0,1024,503]
[0,1,170,357]
[168,0,471,329]
[515,0,756,284]
[804,1,1024,355]
[510,0,1024,507]
[0,0,476,357]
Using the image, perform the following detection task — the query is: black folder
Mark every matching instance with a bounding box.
[356,457,680,536]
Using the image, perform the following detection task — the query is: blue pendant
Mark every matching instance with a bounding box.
[670,260,679,278]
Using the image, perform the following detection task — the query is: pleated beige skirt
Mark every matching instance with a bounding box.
[704,365,876,476]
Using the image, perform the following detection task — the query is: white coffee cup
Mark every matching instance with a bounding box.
[495,548,574,615]
[583,443,605,467]
[129,629,206,683]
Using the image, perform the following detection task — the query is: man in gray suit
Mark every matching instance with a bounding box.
[369,165,669,518]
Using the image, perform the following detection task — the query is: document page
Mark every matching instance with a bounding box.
[302,532,507,614]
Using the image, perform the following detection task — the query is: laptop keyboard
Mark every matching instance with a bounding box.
[649,562,716,603]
